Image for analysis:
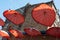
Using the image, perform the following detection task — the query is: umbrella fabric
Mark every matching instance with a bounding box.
[24,28,41,36]
[46,27,60,38]
[0,30,10,38]
[9,29,24,38]
[32,4,56,26]
[3,10,25,25]
[0,18,5,26]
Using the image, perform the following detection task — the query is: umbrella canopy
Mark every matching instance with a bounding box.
[32,4,56,26]
[0,18,5,26]
[9,29,24,38]
[46,27,60,38]
[0,30,10,38]
[24,28,41,36]
[3,10,25,25]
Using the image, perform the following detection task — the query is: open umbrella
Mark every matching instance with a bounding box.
[3,10,25,25]
[9,29,24,38]
[24,28,41,36]
[46,27,60,38]
[0,18,5,26]
[0,30,10,38]
[32,4,56,26]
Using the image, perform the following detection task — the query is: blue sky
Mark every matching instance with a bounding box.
[0,0,60,29]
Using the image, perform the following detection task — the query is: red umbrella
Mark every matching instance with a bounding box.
[9,29,24,38]
[46,27,60,38]
[32,4,56,26]
[24,28,41,36]
[0,18,5,26]
[0,30,10,38]
[3,10,25,25]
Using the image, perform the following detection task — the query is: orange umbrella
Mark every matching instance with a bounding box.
[46,27,60,38]
[24,28,41,36]
[9,29,24,38]
[0,30,10,38]
[0,18,5,26]
[3,10,25,25]
[32,4,56,26]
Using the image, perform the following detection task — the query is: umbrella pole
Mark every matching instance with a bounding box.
[56,37,58,40]
[33,36,37,40]
[30,36,33,40]
[33,37,35,40]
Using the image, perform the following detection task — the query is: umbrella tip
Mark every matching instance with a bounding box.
[9,9,11,10]
[51,0,53,1]
[8,9,11,11]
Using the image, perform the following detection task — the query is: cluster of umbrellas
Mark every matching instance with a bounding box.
[0,27,60,39]
[0,27,41,39]
[0,3,60,39]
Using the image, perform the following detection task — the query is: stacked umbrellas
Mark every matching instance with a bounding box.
[1,9,41,40]
[2,8,41,40]
[0,3,60,40]
[2,9,25,40]
[32,3,60,39]
[0,18,10,39]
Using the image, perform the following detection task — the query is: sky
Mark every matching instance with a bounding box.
[0,0,60,29]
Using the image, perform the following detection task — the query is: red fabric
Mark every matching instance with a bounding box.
[3,10,25,25]
[32,4,56,26]
[24,28,41,36]
[46,27,60,38]
[9,29,24,38]
[0,30,10,38]
[0,18,5,26]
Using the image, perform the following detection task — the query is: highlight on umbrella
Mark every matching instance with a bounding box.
[0,30,10,38]
[9,29,24,38]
